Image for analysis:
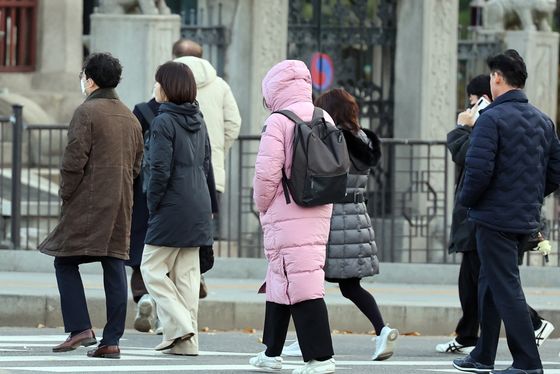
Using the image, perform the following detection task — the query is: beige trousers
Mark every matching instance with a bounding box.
[141,244,200,354]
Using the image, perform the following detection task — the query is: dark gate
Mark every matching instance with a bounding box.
[287,0,396,138]
[179,2,229,77]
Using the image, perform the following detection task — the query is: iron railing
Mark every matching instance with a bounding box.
[2,105,558,266]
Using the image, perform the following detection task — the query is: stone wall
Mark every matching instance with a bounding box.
[90,14,181,109]
[204,0,288,135]
[394,0,459,258]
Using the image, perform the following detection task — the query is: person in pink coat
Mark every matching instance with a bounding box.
[248,60,336,374]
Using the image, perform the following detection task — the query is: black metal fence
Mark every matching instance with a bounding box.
[2,105,557,266]
[180,3,229,77]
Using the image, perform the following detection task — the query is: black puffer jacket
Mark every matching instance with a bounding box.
[144,102,213,248]
[324,128,381,280]
[447,125,476,253]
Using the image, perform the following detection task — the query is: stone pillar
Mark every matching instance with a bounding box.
[211,0,288,252]
[503,31,559,121]
[33,0,83,91]
[90,14,181,109]
[393,0,458,261]
[394,0,458,140]
[224,0,288,136]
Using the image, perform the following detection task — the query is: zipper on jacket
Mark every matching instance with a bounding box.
[282,256,291,304]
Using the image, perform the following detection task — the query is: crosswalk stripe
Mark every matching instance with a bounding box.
[0,336,129,342]
[0,343,56,347]
[301,360,560,366]
[0,355,169,362]
[0,336,69,342]
[120,349,254,357]
[5,365,560,373]
[426,371,560,374]
[2,364,303,372]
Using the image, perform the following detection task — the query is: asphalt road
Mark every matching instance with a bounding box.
[1,328,560,373]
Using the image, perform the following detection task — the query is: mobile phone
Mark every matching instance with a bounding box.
[473,97,491,121]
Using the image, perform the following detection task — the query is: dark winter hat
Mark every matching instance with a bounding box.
[466,74,491,98]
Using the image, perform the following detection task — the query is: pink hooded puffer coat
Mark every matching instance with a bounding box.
[253,60,334,305]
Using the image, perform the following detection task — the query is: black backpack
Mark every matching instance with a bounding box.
[275,108,350,207]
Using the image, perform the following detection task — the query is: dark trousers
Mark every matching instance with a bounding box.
[130,265,149,303]
[263,299,334,362]
[470,225,542,370]
[455,251,543,347]
[54,256,128,346]
[213,191,222,239]
[338,278,385,335]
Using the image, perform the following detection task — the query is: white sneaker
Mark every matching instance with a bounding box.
[535,319,555,347]
[292,358,335,374]
[282,340,302,356]
[372,326,399,361]
[249,351,282,371]
[435,338,474,354]
[134,294,156,333]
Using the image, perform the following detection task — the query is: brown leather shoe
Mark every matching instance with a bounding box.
[52,329,97,352]
[87,345,120,359]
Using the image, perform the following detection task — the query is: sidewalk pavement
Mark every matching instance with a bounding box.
[1,250,559,336]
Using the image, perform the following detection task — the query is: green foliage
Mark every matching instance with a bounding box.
[458,0,471,29]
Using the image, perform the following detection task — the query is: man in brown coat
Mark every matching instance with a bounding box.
[39,53,144,359]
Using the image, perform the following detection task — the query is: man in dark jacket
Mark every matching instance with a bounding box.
[452,50,560,374]
[439,76,553,355]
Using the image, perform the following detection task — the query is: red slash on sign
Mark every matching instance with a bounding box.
[310,52,334,91]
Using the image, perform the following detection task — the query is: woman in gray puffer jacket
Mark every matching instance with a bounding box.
[317,88,399,361]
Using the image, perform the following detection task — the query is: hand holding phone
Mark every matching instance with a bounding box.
[472,96,491,121]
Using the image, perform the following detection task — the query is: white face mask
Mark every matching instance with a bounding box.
[80,78,87,96]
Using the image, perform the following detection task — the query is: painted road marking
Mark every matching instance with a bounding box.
[5,365,560,373]
[0,336,69,342]
[426,371,560,374]
[0,365,300,372]
[0,355,170,362]
[0,336,129,342]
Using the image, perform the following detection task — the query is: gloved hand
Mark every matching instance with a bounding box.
[537,239,552,257]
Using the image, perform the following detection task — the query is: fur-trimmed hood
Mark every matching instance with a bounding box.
[342,128,382,169]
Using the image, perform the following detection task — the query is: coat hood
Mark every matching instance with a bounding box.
[262,60,313,111]
[344,128,382,169]
[159,102,204,132]
[174,56,217,88]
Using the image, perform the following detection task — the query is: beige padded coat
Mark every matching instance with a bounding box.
[174,56,241,193]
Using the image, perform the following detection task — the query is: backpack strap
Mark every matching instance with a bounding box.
[136,102,156,132]
[311,107,323,121]
[281,169,291,204]
[273,110,305,125]
[272,110,305,205]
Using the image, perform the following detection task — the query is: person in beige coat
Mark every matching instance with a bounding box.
[173,55,241,198]
[39,53,144,359]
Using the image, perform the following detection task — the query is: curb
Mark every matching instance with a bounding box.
[1,250,559,287]
[2,293,559,337]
